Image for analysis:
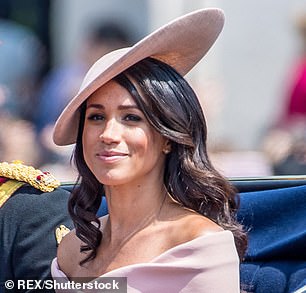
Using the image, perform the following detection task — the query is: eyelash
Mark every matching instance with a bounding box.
[87,114,104,121]
[87,114,142,122]
[124,114,142,122]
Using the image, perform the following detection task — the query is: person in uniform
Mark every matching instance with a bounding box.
[0,161,73,293]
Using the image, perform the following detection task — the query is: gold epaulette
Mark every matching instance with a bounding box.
[0,179,25,207]
[0,161,60,193]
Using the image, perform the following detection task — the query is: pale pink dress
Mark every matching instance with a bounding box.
[51,230,240,292]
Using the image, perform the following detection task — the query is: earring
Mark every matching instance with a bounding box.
[163,148,171,154]
[163,141,171,154]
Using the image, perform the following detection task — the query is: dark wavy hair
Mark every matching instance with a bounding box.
[69,57,247,265]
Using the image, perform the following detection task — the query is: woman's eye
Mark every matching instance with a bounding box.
[87,114,105,121]
[124,114,142,122]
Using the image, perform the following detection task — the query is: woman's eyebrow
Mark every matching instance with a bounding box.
[86,103,104,109]
[86,104,139,110]
[117,105,139,110]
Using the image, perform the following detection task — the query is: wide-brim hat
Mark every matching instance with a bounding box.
[53,8,225,146]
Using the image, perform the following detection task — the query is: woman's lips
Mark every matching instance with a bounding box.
[96,151,128,163]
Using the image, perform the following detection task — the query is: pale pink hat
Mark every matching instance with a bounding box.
[53,8,225,146]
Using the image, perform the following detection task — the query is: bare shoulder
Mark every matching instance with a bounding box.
[162,200,225,249]
[57,229,81,275]
[181,212,223,239]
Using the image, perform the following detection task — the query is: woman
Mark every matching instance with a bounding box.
[51,8,247,292]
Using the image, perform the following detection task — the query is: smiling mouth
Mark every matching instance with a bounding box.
[96,152,128,163]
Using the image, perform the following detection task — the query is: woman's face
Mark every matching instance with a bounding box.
[82,80,168,186]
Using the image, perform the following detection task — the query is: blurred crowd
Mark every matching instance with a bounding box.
[208,10,306,178]
[0,19,132,181]
[262,11,306,176]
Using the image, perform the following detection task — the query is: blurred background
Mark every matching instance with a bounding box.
[1,0,306,182]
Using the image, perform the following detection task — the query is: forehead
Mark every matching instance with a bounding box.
[87,80,136,105]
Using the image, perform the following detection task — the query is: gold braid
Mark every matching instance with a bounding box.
[0,161,60,192]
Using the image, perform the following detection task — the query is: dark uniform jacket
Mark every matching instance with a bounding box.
[0,185,73,293]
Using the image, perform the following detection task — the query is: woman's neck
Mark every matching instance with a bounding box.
[103,181,167,244]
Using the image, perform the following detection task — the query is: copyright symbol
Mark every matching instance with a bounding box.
[5,280,14,290]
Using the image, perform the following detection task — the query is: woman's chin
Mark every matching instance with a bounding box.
[97,175,128,186]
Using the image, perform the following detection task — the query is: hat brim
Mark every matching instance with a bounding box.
[53,8,225,145]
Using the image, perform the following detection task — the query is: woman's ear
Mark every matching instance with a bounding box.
[162,140,172,154]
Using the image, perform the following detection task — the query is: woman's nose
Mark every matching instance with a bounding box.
[99,119,121,144]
